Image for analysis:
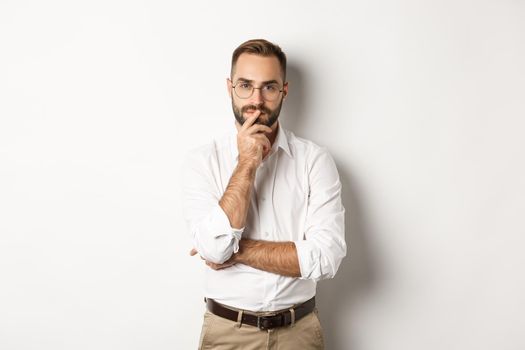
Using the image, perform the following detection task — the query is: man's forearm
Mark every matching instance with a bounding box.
[219,162,256,229]
[233,239,301,277]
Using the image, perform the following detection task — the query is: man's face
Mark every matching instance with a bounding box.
[228,53,288,128]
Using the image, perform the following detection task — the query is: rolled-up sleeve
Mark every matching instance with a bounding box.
[294,148,346,282]
[182,151,243,264]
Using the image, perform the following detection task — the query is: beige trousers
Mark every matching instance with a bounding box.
[198,307,324,350]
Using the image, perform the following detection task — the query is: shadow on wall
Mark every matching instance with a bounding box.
[284,61,380,350]
[280,61,312,137]
[318,167,378,350]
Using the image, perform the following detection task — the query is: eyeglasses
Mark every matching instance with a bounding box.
[230,79,284,102]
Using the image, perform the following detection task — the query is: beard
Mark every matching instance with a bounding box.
[232,99,283,128]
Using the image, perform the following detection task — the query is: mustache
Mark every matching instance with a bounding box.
[241,105,272,115]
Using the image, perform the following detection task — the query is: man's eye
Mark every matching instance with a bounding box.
[239,83,251,89]
[264,85,278,91]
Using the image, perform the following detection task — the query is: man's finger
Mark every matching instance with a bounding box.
[205,260,236,270]
[190,248,198,256]
[206,261,221,270]
[246,124,272,135]
[241,111,261,130]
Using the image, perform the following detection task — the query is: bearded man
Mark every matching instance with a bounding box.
[183,38,346,350]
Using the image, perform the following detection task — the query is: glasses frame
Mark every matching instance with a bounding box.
[229,79,285,102]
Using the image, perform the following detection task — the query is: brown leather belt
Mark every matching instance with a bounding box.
[205,297,316,330]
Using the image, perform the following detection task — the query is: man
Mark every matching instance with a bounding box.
[183,39,346,349]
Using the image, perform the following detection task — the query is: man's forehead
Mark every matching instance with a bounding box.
[232,53,283,83]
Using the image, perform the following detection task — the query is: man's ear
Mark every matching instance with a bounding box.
[227,78,232,98]
[283,81,289,99]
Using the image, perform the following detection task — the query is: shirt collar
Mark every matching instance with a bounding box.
[230,122,292,161]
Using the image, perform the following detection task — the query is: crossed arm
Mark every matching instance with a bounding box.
[191,238,301,277]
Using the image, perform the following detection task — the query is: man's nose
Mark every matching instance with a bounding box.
[249,88,264,105]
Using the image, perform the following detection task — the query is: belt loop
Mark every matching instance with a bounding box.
[289,308,296,327]
[236,309,244,328]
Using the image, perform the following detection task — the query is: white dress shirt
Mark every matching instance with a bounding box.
[182,122,346,312]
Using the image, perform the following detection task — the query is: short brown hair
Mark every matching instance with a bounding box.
[231,39,287,81]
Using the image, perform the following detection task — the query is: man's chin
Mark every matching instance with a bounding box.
[254,117,268,125]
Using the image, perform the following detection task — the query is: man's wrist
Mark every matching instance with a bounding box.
[237,158,259,171]
[232,239,252,264]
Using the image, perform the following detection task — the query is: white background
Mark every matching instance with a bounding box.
[1,1,524,349]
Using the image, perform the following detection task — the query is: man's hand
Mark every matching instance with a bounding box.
[236,112,272,168]
[190,248,237,270]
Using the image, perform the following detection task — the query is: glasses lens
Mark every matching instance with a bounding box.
[261,84,281,101]
[234,82,253,99]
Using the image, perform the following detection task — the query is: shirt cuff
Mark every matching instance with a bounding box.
[207,203,244,254]
[294,239,323,281]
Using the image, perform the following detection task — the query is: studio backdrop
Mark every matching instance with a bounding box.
[1,1,524,349]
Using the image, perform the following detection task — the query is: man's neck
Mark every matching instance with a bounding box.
[267,121,279,146]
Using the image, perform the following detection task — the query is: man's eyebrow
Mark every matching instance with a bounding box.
[235,78,252,83]
[262,79,280,85]
[234,78,281,85]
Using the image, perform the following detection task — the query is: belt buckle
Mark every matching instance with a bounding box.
[257,313,282,331]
